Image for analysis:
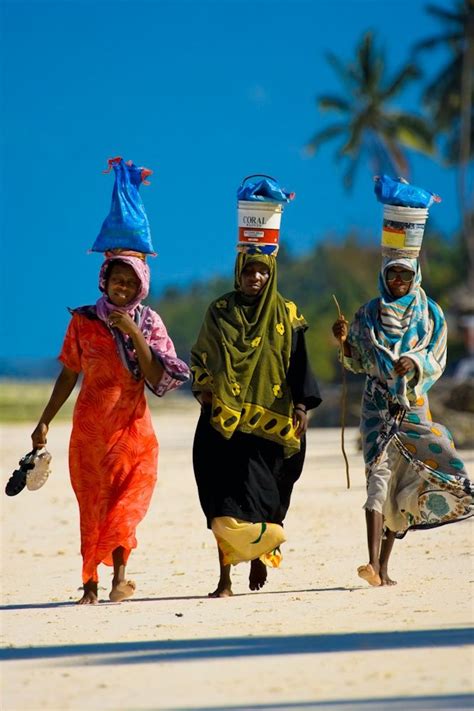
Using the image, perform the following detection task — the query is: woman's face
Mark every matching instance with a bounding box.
[385,265,414,298]
[240,261,271,296]
[106,263,140,306]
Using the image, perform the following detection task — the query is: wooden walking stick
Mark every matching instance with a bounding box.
[332,294,351,489]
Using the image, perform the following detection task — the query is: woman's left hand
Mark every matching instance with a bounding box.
[293,406,308,438]
[108,311,138,336]
[394,356,416,376]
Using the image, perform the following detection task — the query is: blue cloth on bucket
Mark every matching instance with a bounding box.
[91,157,155,254]
[237,176,294,203]
[239,244,279,256]
[374,175,440,209]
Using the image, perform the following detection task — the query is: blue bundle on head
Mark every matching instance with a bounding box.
[374,175,441,259]
[91,157,155,255]
[237,174,295,257]
[374,175,441,209]
[237,175,295,203]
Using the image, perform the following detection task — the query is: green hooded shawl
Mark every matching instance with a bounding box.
[191,253,307,457]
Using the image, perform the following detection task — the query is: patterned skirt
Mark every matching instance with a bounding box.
[361,376,473,536]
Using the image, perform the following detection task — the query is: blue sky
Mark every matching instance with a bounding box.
[1,0,463,358]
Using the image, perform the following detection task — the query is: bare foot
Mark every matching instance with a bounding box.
[380,570,397,586]
[208,584,233,598]
[109,579,136,602]
[76,580,99,605]
[249,558,267,591]
[357,563,382,587]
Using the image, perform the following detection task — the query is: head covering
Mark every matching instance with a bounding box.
[96,254,150,322]
[91,157,155,255]
[379,256,419,301]
[69,252,190,390]
[191,253,307,456]
[353,256,446,409]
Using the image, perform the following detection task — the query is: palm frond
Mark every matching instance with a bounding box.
[424,2,465,25]
[368,132,407,176]
[317,95,351,113]
[414,30,464,54]
[422,55,465,127]
[305,123,346,155]
[384,138,409,176]
[381,64,420,100]
[325,51,358,89]
[307,28,441,190]
[389,114,435,153]
[443,112,474,164]
[357,31,384,94]
[340,114,367,155]
[423,55,463,103]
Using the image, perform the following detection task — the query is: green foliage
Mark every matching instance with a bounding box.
[150,231,466,384]
[154,232,467,382]
[421,230,468,306]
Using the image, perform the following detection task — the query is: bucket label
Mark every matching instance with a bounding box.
[239,227,279,244]
[382,220,425,250]
[244,230,265,239]
[382,226,406,249]
[405,226,424,247]
[238,212,282,229]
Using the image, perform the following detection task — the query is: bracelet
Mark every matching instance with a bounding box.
[294,406,307,414]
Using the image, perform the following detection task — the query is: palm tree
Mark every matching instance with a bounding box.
[415,0,474,289]
[306,31,434,189]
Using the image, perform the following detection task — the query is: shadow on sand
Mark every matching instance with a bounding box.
[167,695,473,710]
[0,586,355,611]
[1,627,471,664]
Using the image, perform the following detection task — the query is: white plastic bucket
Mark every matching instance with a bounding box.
[381,205,429,256]
[237,200,283,250]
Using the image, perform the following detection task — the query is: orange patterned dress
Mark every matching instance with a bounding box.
[60,312,160,583]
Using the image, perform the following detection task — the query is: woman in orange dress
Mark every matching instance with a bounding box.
[31,254,189,604]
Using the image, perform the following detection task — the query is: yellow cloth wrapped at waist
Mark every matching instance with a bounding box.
[211,516,285,567]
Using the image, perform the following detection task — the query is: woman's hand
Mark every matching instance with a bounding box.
[293,406,308,438]
[32,422,49,450]
[108,311,138,336]
[332,316,352,357]
[394,357,416,376]
[332,317,349,343]
[29,366,78,451]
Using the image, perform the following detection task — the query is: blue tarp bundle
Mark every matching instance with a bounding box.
[237,175,295,203]
[374,175,440,209]
[91,157,155,254]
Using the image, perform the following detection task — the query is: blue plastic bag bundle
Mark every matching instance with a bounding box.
[91,157,155,254]
[374,175,441,209]
[237,174,295,203]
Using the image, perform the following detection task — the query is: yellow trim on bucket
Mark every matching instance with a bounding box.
[382,228,406,248]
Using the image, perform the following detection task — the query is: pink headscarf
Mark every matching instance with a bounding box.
[96,255,150,323]
[83,253,190,393]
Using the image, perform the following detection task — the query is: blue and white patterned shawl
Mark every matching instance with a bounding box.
[347,257,447,409]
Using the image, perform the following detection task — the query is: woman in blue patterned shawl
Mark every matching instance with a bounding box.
[332,257,473,586]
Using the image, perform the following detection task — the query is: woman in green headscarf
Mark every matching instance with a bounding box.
[191,253,321,597]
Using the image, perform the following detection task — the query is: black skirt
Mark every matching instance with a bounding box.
[193,408,306,529]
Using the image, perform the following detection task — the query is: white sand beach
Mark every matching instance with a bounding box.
[1,399,473,711]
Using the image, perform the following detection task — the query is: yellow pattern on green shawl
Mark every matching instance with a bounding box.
[191,254,306,457]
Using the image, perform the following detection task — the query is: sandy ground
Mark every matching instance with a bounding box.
[1,400,473,711]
